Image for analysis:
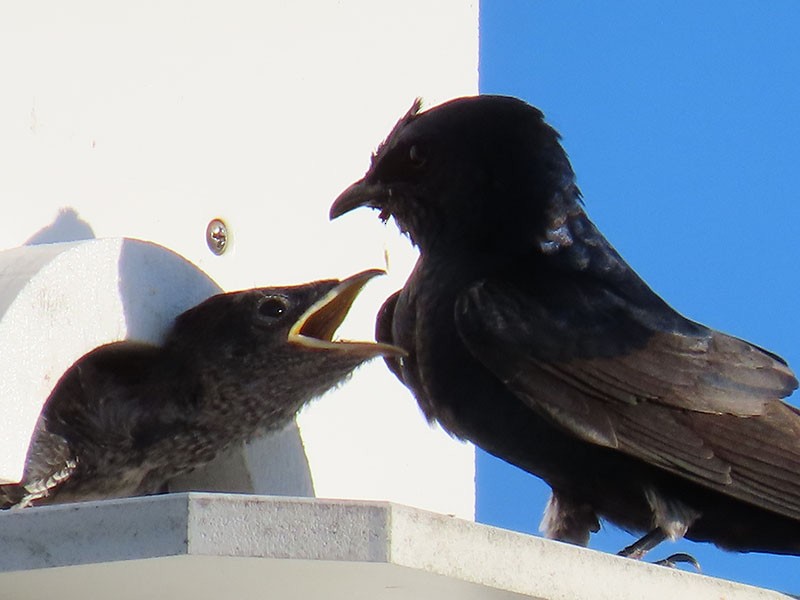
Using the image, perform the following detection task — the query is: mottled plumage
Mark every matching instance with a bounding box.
[1,270,401,508]
[331,95,800,555]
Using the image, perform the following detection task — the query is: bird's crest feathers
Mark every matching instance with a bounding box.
[371,98,423,169]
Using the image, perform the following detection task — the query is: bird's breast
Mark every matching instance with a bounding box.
[392,257,507,437]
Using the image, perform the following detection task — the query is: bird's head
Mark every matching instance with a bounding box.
[167,269,405,369]
[330,95,582,257]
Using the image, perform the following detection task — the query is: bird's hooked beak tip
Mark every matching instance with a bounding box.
[329,179,383,220]
[288,269,407,358]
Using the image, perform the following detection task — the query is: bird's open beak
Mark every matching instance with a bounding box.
[329,179,385,220]
[288,269,406,358]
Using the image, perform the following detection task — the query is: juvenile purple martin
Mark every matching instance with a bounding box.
[330,96,800,558]
[1,270,402,508]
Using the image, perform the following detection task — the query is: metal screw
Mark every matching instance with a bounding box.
[206,218,229,255]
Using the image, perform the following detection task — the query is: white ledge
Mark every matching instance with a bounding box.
[0,494,789,600]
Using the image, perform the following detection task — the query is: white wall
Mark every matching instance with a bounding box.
[0,2,478,518]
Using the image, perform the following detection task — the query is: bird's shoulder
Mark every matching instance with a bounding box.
[44,341,202,449]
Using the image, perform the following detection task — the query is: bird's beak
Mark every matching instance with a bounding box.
[288,269,406,358]
[329,178,385,220]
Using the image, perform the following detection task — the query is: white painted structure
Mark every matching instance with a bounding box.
[0,1,478,517]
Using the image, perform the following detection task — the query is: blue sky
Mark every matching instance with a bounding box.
[477,1,800,593]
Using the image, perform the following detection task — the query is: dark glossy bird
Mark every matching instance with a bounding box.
[1,270,402,508]
[330,95,800,557]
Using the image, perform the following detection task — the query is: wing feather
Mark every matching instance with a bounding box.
[455,271,800,519]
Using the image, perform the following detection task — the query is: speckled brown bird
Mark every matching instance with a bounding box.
[330,95,800,558]
[1,270,402,508]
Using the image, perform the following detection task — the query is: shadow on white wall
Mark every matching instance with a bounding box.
[24,207,95,246]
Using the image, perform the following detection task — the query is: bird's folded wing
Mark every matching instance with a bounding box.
[455,275,800,519]
[376,290,406,384]
[0,428,75,508]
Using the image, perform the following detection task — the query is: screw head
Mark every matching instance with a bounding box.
[206,218,229,255]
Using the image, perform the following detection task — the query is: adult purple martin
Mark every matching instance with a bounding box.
[1,270,402,508]
[330,96,800,558]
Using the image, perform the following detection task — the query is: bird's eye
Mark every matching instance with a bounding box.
[408,144,426,168]
[256,295,289,322]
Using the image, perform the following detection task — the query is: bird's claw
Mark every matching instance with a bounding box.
[653,553,701,572]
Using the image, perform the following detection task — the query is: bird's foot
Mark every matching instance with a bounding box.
[617,529,700,572]
[617,528,667,559]
[653,553,701,572]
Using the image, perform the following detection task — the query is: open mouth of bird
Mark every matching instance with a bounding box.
[288,269,405,358]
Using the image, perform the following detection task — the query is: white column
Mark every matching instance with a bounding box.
[0,1,478,518]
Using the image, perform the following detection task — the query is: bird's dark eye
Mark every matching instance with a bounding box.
[256,295,289,322]
[408,144,426,168]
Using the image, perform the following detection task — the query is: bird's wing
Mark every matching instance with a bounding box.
[45,341,199,452]
[454,270,800,519]
[0,427,76,508]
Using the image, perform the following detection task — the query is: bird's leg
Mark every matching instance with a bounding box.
[540,490,599,546]
[617,528,667,559]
